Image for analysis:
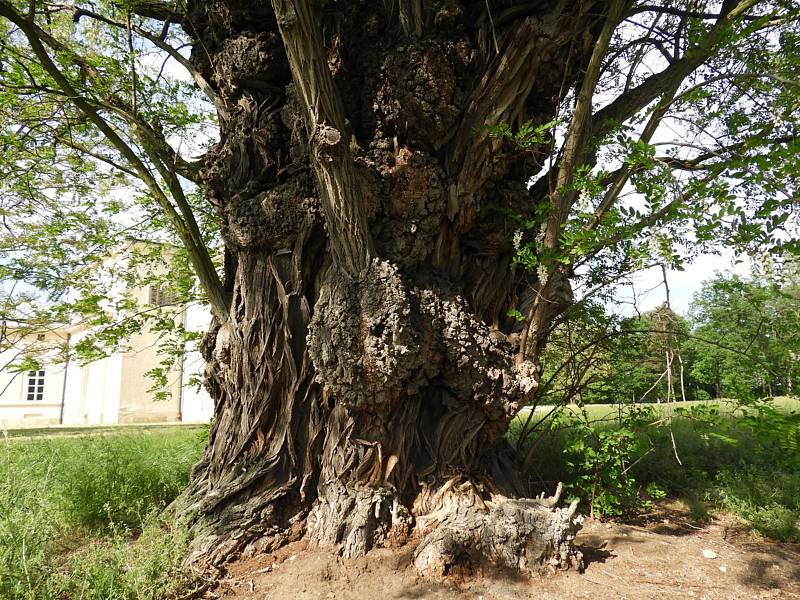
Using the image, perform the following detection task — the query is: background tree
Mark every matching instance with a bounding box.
[529,265,800,417]
[689,268,800,399]
[530,300,696,412]
[1,0,799,577]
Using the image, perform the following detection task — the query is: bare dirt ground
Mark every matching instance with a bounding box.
[208,501,800,600]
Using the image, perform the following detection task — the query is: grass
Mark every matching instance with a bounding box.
[0,428,207,600]
[514,396,800,542]
[2,399,798,598]
[711,467,800,542]
[522,395,800,423]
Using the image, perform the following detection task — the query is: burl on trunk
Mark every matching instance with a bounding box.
[179,0,603,577]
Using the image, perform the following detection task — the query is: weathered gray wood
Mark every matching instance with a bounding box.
[271,0,375,277]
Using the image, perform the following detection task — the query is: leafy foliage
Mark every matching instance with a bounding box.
[688,268,800,400]
[533,267,800,409]
[553,405,656,517]
[0,0,222,381]
[515,396,800,536]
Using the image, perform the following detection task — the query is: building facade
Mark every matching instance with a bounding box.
[0,246,214,429]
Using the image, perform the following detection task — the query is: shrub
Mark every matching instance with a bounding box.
[515,397,800,541]
[710,467,800,543]
[540,406,659,518]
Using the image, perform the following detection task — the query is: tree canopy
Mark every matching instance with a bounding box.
[0,0,797,356]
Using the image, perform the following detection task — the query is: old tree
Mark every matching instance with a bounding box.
[1,0,798,576]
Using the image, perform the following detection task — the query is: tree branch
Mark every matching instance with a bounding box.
[545,0,627,248]
[654,135,798,171]
[9,8,210,184]
[591,0,760,141]
[72,7,226,119]
[529,1,765,208]
[581,170,718,261]
[447,4,591,230]
[129,0,184,22]
[271,0,375,276]
[586,81,680,231]
[627,4,762,22]
[522,0,627,369]
[0,0,229,319]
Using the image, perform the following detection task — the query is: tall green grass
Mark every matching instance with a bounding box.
[0,428,206,600]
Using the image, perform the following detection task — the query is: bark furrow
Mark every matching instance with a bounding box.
[180,0,604,576]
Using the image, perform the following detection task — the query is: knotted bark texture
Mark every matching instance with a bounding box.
[413,484,583,577]
[179,0,608,577]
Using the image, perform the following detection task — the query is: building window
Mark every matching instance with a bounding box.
[26,370,45,401]
[149,285,176,307]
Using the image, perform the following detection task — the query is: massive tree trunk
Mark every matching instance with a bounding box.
[179,0,604,577]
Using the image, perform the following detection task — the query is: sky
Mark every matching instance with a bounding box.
[613,250,752,316]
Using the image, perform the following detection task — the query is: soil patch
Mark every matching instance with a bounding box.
[208,502,800,599]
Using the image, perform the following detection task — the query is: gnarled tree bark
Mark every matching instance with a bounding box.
[178,0,609,577]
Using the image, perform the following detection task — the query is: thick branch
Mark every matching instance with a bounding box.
[447,6,588,229]
[544,0,627,249]
[591,0,760,141]
[129,0,184,22]
[610,34,674,64]
[521,1,626,368]
[270,0,374,276]
[8,8,208,183]
[529,1,762,212]
[397,0,423,37]
[586,81,680,230]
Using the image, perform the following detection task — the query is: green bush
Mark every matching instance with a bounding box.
[519,405,661,518]
[710,467,800,543]
[515,397,800,542]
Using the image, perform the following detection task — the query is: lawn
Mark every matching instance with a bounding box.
[0,427,207,600]
[521,395,800,422]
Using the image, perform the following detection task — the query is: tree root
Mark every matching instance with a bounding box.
[306,485,413,558]
[412,483,583,577]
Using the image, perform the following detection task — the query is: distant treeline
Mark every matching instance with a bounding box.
[538,270,800,405]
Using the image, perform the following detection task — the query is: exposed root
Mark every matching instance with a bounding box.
[306,485,413,558]
[412,484,583,577]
